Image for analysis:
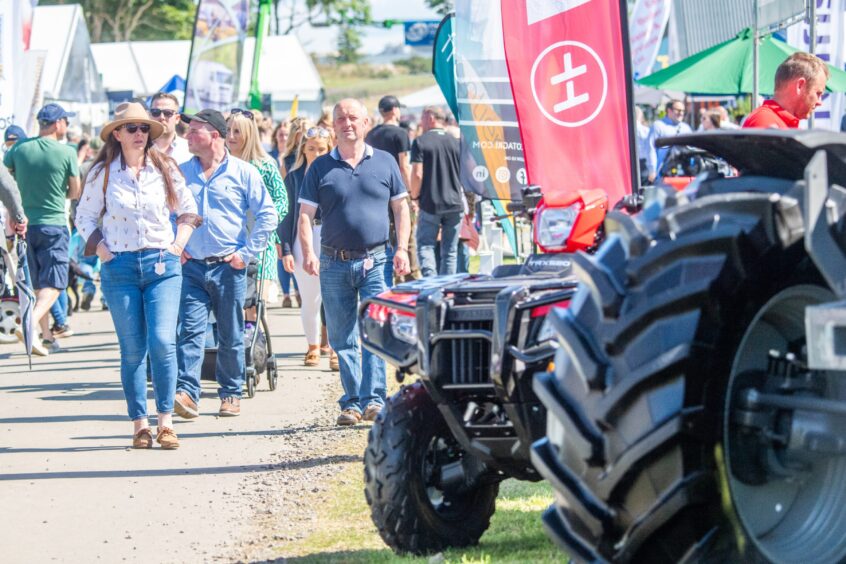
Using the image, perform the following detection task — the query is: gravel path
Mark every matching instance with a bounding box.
[0,303,368,563]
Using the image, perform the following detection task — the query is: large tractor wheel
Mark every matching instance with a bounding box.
[533,190,846,563]
[364,382,500,555]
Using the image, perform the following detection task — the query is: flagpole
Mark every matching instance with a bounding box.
[809,0,817,128]
[753,0,759,110]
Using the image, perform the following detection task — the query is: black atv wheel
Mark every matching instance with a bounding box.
[364,382,500,555]
[533,189,846,563]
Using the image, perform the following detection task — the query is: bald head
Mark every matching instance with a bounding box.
[333,98,369,148]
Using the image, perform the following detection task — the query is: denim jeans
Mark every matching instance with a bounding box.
[177,259,246,402]
[50,290,68,327]
[417,209,462,277]
[100,249,182,421]
[383,243,395,287]
[277,259,298,295]
[320,250,388,412]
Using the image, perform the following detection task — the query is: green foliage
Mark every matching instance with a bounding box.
[426,0,455,16]
[337,26,363,65]
[40,0,196,42]
[395,56,432,75]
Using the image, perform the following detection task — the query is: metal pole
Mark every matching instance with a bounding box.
[753,0,759,110]
[809,0,817,128]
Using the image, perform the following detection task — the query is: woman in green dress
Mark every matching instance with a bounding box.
[225,109,288,334]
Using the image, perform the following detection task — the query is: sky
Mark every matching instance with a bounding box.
[286,0,442,55]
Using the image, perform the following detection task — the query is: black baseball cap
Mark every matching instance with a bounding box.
[378,95,405,113]
[181,109,227,137]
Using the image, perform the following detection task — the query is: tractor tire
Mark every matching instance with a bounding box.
[533,188,846,563]
[364,382,499,555]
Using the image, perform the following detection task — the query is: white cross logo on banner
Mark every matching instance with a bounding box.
[550,52,589,112]
[530,40,607,128]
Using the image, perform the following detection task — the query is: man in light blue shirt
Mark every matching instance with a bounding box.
[646,99,692,183]
[174,109,278,419]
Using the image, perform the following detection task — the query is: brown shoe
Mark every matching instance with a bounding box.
[174,391,199,419]
[132,428,153,449]
[282,296,292,308]
[219,396,241,417]
[329,350,339,371]
[156,427,179,450]
[362,404,383,422]
[304,349,320,367]
[336,409,362,426]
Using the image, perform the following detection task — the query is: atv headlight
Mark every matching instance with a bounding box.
[537,205,578,250]
[390,313,417,345]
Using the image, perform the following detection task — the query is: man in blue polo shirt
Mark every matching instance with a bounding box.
[298,98,410,425]
[173,109,278,419]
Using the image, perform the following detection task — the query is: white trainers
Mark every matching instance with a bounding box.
[30,338,50,356]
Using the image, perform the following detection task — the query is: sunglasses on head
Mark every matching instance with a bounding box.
[230,108,255,120]
[122,123,151,134]
[150,108,176,119]
[305,127,331,139]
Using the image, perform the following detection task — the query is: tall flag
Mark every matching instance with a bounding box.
[629,0,672,80]
[184,0,251,114]
[248,0,271,110]
[501,0,636,207]
[432,14,459,118]
[454,0,526,203]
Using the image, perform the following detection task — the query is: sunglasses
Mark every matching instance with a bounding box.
[122,123,151,134]
[230,108,255,120]
[150,108,176,119]
[305,127,331,139]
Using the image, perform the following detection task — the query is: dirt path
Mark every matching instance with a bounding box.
[0,303,364,563]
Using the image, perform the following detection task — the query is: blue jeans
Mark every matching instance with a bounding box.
[176,259,247,402]
[50,290,68,327]
[100,249,182,421]
[320,250,388,412]
[417,209,462,277]
[277,259,298,295]
[383,244,395,286]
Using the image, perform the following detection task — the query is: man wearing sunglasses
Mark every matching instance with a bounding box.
[646,99,692,184]
[149,92,192,165]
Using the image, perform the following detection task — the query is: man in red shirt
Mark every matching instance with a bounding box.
[743,52,829,129]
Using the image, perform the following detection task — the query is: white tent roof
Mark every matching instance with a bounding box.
[91,35,323,101]
[400,85,448,111]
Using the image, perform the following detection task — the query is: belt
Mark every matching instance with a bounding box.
[191,256,228,265]
[321,243,385,261]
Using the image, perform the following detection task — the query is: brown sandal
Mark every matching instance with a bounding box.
[304,349,320,367]
[132,428,153,449]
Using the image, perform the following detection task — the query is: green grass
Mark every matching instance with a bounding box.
[318,64,436,107]
[286,478,562,563]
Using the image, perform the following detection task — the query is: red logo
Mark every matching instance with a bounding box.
[530,41,607,128]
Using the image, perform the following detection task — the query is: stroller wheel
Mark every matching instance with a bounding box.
[268,363,278,391]
[246,371,256,399]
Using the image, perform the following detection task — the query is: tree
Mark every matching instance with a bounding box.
[40,0,195,42]
[426,0,454,16]
[274,0,372,35]
[336,25,362,64]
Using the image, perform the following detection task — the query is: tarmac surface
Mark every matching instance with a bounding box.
[0,301,341,563]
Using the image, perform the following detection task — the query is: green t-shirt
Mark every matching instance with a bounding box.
[3,136,79,226]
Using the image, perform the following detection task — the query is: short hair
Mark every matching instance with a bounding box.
[332,99,367,121]
[775,52,830,90]
[423,105,447,122]
[665,99,684,112]
[150,92,180,108]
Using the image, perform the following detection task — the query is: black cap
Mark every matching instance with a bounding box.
[181,109,227,137]
[378,95,404,113]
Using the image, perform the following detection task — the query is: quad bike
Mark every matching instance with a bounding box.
[359,185,620,554]
[533,129,846,563]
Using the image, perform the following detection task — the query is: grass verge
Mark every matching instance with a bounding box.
[281,422,562,563]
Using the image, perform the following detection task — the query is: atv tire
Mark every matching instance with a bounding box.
[364,382,499,555]
[533,188,846,563]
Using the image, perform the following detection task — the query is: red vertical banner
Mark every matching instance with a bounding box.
[501,0,635,206]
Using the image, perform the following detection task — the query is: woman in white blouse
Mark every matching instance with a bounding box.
[75,102,201,450]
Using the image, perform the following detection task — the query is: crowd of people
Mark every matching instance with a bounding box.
[0,92,472,448]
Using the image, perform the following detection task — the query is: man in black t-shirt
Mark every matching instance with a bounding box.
[366,95,420,281]
[410,105,464,277]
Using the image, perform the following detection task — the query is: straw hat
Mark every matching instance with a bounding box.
[99,102,164,142]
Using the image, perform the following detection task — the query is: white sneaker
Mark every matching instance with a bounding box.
[42,339,61,353]
[30,339,50,356]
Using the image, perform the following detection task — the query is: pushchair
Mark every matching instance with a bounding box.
[0,239,21,344]
[200,251,279,397]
